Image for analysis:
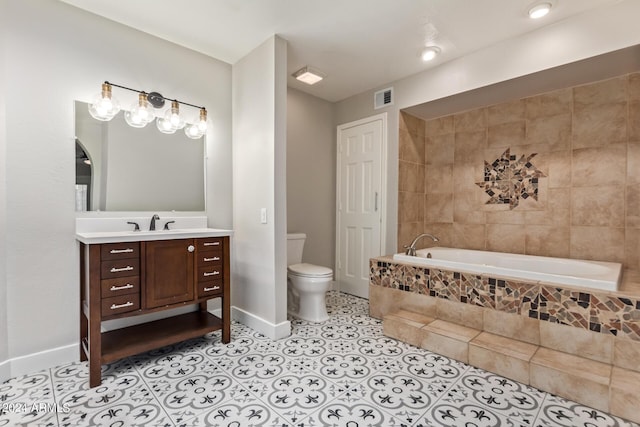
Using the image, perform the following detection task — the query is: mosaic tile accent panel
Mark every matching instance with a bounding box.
[535,286,591,328]
[495,279,540,314]
[460,274,495,309]
[429,269,460,301]
[370,257,640,342]
[370,260,429,294]
[476,148,546,210]
[590,293,640,340]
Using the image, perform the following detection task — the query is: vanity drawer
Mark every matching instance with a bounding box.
[101,258,140,279]
[197,238,223,252]
[101,242,140,260]
[197,266,223,282]
[198,252,223,267]
[101,293,140,317]
[198,280,223,298]
[101,276,140,298]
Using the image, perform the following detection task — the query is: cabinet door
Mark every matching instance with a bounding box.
[145,239,195,309]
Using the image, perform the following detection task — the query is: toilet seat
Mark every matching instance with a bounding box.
[288,263,333,278]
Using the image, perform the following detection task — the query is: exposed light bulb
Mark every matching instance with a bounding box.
[529,2,551,19]
[88,83,120,121]
[421,46,441,62]
[156,117,176,134]
[125,92,155,128]
[163,100,185,130]
[184,108,207,139]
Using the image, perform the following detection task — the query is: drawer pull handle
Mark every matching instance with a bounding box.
[203,271,220,277]
[203,286,220,292]
[110,284,134,291]
[203,257,220,262]
[110,248,134,254]
[110,266,134,273]
[203,242,220,246]
[110,301,133,310]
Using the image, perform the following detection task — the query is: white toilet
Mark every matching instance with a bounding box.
[287,233,333,322]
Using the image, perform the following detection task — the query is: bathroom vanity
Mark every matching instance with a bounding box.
[76,225,232,387]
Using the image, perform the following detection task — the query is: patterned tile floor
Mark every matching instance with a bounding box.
[1,291,638,427]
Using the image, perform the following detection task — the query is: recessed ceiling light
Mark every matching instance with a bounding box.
[528,2,552,19]
[421,46,441,62]
[292,66,324,85]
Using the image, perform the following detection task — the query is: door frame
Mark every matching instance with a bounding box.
[335,112,388,294]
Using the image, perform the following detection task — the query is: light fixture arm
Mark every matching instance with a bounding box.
[102,81,206,111]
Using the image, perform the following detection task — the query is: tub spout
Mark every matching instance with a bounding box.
[404,233,439,256]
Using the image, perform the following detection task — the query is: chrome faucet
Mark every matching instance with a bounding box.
[404,233,439,256]
[149,214,160,231]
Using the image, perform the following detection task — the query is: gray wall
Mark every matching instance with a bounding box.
[1,0,232,380]
[286,88,335,269]
[0,0,8,380]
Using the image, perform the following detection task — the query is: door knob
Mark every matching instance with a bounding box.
[187,245,195,252]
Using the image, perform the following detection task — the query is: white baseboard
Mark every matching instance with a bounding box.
[1,343,77,381]
[231,306,291,340]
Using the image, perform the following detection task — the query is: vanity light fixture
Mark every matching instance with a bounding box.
[88,81,208,139]
[528,2,552,19]
[421,46,441,62]
[292,66,324,85]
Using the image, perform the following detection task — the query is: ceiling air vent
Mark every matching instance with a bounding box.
[374,87,393,109]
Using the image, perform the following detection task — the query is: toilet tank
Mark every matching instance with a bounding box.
[287,233,306,266]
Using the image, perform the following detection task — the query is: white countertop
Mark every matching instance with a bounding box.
[76,228,233,244]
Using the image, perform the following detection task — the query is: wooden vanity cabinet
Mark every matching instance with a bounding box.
[79,235,231,387]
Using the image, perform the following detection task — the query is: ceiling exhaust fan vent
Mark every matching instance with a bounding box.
[374,87,393,109]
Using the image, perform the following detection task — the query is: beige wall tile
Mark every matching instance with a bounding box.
[539,321,613,364]
[610,367,640,424]
[524,188,570,227]
[547,150,572,188]
[425,165,453,194]
[454,108,487,132]
[486,210,526,225]
[572,143,626,187]
[455,131,486,164]
[425,115,454,137]
[369,285,437,319]
[398,191,424,223]
[525,225,570,258]
[530,348,611,412]
[571,186,625,227]
[426,133,454,165]
[483,310,540,344]
[613,337,640,373]
[422,223,453,247]
[570,226,625,263]
[425,193,453,223]
[626,185,640,229]
[486,224,526,254]
[469,332,538,385]
[526,113,571,151]
[628,142,640,186]
[400,112,422,135]
[453,164,483,194]
[416,164,425,194]
[435,298,484,330]
[629,72,640,101]
[526,88,572,119]
[488,99,525,125]
[573,76,627,108]
[488,121,525,148]
[630,101,640,141]
[453,191,485,224]
[625,228,640,270]
[573,102,627,149]
[398,222,421,252]
[452,223,486,250]
[398,160,418,192]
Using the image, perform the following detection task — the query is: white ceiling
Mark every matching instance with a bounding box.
[59,0,620,103]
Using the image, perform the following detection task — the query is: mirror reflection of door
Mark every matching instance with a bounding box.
[75,139,92,211]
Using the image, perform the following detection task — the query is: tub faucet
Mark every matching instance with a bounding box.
[404,233,439,256]
[149,214,160,231]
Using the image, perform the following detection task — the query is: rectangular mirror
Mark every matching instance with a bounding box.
[75,100,205,211]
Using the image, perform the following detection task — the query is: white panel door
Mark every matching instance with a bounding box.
[336,115,385,299]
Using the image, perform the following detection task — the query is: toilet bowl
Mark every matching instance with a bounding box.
[287,233,333,323]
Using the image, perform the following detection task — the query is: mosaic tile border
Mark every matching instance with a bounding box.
[370,259,640,342]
